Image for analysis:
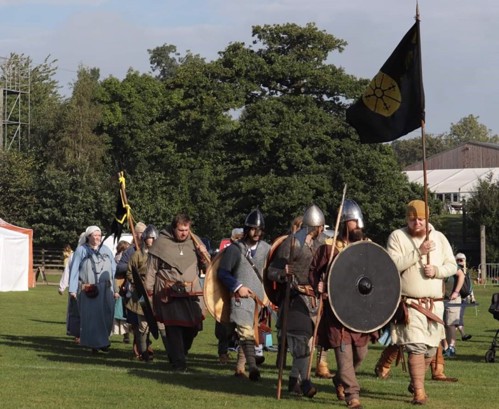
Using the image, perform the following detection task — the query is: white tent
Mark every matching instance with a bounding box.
[405,168,499,202]
[0,219,33,291]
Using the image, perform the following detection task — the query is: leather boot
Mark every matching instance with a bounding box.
[374,344,399,379]
[332,375,345,401]
[241,340,261,381]
[288,376,302,395]
[347,398,363,409]
[315,360,334,379]
[431,345,458,382]
[234,346,247,377]
[412,389,427,406]
[300,379,317,398]
[139,333,150,362]
[408,353,427,405]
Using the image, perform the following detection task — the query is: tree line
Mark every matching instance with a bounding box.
[0,23,497,258]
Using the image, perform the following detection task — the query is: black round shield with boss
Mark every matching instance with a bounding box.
[327,241,400,333]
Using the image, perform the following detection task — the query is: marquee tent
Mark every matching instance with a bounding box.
[0,219,34,291]
[405,168,499,202]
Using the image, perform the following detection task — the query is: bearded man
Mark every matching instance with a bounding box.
[218,209,271,381]
[309,199,372,409]
[387,200,456,405]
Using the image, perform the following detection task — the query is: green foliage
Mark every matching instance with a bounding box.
[0,150,37,226]
[391,134,447,168]
[29,168,114,246]
[46,66,108,174]
[446,114,498,146]
[148,43,205,81]
[392,115,499,168]
[215,23,417,242]
[465,174,499,262]
[3,22,464,248]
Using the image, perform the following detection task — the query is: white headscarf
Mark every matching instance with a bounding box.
[77,232,86,246]
[85,225,101,239]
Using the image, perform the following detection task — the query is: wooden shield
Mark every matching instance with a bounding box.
[263,235,288,306]
[204,244,271,322]
[327,241,400,333]
[203,250,231,323]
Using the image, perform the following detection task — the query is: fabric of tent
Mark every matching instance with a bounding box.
[405,168,499,201]
[0,219,34,291]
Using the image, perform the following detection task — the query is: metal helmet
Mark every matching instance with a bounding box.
[142,224,159,241]
[340,199,365,229]
[302,204,325,227]
[244,209,265,229]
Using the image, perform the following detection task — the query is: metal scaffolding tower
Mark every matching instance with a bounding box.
[1,56,31,151]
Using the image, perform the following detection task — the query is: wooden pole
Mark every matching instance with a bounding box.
[306,184,347,378]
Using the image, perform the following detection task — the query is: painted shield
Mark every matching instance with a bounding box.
[204,248,270,323]
[263,235,288,306]
[203,250,231,323]
[327,241,400,333]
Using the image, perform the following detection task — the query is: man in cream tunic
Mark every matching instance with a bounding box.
[387,200,456,405]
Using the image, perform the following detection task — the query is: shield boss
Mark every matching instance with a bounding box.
[327,241,400,333]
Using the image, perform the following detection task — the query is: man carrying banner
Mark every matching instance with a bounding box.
[126,224,159,362]
[309,200,372,409]
[387,200,456,405]
[217,210,271,381]
[144,213,208,372]
[267,204,326,398]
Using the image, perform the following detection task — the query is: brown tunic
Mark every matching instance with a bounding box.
[309,240,369,348]
[144,227,204,328]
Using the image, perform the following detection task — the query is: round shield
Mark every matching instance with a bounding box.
[327,241,400,333]
[263,235,288,306]
[203,250,231,323]
[204,247,270,323]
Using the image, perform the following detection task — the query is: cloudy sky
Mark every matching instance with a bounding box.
[1,0,498,137]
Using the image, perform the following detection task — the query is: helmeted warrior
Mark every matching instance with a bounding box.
[309,199,372,409]
[217,209,271,381]
[267,204,326,398]
[126,224,159,361]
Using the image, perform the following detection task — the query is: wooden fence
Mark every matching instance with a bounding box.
[33,248,65,284]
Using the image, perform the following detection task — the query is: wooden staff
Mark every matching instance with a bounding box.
[116,172,160,339]
[306,184,347,378]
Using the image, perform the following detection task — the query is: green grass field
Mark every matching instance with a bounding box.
[1,283,498,409]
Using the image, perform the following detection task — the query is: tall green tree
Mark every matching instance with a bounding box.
[465,174,499,262]
[392,115,499,168]
[445,114,499,146]
[0,53,61,153]
[29,67,113,246]
[391,134,447,168]
[0,150,37,227]
[148,44,204,81]
[212,22,420,242]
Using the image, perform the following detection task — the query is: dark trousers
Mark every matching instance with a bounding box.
[165,325,198,370]
[215,321,237,355]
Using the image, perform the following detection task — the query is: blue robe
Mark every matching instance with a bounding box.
[69,243,116,349]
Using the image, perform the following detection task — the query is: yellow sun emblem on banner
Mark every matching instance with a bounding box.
[362,71,401,117]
